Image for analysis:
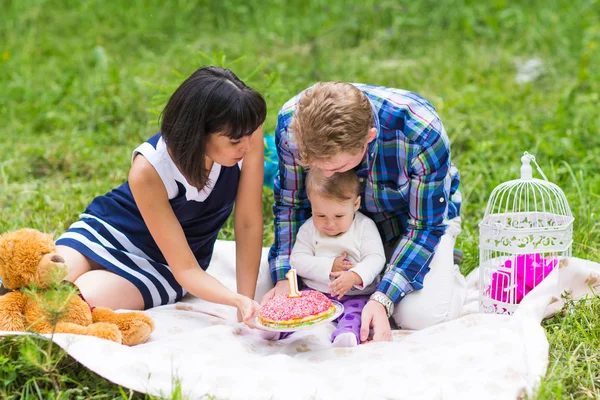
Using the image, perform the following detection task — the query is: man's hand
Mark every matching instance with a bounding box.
[331,252,354,273]
[329,271,362,299]
[360,300,392,343]
[260,280,289,306]
[235,295,260,328]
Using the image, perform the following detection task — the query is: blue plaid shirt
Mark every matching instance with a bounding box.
[268,83,461,304]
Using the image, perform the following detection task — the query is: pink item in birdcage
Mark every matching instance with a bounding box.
[489,254,558,304]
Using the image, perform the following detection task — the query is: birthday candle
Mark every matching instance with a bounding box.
[285,268,301,298]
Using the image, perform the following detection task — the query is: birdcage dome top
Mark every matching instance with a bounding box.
[479,152,573,232]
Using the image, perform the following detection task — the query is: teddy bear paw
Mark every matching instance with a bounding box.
[120,318,153,346]
[91,307,154,346]
[86,322,123,344]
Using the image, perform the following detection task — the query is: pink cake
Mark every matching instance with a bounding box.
[258,290,336,328]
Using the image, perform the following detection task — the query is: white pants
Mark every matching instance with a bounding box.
[388,217,467,330]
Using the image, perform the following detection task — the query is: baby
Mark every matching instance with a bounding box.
[290,168,386,347]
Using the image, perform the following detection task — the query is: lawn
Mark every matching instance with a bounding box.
[1,0,599,398]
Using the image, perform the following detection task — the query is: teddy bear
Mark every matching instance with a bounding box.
[0,228,154,346]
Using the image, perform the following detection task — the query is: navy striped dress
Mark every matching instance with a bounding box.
[56,133,241,309]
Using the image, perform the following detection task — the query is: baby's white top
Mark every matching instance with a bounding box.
[290,211,386,295]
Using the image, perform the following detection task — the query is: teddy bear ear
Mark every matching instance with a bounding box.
[3,240,15,251]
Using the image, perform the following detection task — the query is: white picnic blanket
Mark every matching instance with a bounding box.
[2,241,599,400]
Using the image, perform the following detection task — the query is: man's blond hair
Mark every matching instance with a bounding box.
[290,82,373,164]
[306,168,360,202]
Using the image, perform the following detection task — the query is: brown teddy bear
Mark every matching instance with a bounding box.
[0,228,154,346]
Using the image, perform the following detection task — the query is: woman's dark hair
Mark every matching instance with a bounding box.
[160,66,267,188]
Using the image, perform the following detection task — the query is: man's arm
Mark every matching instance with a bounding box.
[267,109,311,283]
[377,119,453,304]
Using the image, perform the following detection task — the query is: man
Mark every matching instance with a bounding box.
[265,82,465,342]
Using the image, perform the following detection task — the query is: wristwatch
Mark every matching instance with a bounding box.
[369,291,394,318]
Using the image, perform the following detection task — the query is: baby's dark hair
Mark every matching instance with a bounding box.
[160,66,267,188]
[305,168,361,202]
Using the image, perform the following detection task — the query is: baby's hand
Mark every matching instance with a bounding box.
[331,252,354,274]
[329,271,362,299]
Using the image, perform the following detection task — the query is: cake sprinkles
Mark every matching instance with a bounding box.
[258,290,336,328]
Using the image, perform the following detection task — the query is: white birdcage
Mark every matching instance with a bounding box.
[479,152,574,315]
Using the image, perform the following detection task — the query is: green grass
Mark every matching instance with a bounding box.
[1,0,599,398]
[0,335,168,399]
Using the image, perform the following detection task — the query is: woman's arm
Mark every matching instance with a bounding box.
[129,155,255,319]
[234,126,265,302]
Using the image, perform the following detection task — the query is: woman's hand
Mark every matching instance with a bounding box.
[235,295,260,328]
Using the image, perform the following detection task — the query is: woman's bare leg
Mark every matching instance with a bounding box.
[57,245,103,282]
[75,269,145,310]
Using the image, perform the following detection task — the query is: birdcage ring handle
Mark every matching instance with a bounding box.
[522,151,549,181]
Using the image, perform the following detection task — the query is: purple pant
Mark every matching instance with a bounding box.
[279,294,369,343]
[328,294,369,343]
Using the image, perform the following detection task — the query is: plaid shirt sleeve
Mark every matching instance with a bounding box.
[377,118,453,304]
[267,108,311,283]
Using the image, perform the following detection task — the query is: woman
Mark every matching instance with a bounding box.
[57,66,266,326]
